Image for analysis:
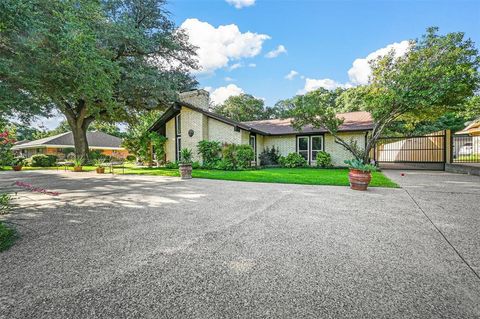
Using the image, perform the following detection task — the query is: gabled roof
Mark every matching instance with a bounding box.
[242,111,374,135]
[149,102,374,136]
[456,119,480,136]
[12,131,125,150]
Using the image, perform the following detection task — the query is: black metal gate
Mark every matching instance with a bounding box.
[452,134,480,163]
[374,131,446,170]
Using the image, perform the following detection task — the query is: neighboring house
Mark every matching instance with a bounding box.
[455,119,480,157]
[149,90,374,166]
[11,131,129,159]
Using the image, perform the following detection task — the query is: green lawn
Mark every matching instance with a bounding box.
[120,167,399,188]
[1,166,398,188]
[0,222,16,252]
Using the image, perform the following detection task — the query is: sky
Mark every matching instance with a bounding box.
[34,0,480,129]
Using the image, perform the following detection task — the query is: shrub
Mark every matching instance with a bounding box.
[197,140,221,168]
[30,154,57,167]
[259,146,280,166]
[315,151,332,168]
[88,150,103,160]
[217,143,254,170]
[0,221,16,251]
[279,153,307,168]
[0,193,12,215]
[236,144,255,169]
[11,157,26,167]
[165,161,179,169]
[126,155,136,162]
[191,161,201,169]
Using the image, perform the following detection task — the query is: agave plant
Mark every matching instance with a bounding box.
[344,159,377,172]
[73,156,84,167]
[93,158,105,168]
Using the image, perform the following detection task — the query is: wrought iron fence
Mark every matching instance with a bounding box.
[452,134,480,163]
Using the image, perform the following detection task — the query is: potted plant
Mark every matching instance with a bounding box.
[179,148,193,179]
[94,158,105,174]
[344,159,377,191]
[11,157,26,171]
[73,156,83,172]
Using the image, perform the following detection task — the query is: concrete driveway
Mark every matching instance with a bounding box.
[0,170,479,318]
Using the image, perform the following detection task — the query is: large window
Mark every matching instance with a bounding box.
[297,136,309,161]
[175,114,181,135]
[175,114,181,161]
[311,136,323,161]
[297,135,324,163]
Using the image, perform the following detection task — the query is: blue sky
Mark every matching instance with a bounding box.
[35,0,480,129]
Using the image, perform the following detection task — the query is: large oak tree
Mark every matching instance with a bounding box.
[1,0,197,158]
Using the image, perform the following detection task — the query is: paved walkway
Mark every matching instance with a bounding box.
[0,170,479,318]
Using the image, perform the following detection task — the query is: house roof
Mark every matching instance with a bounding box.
[456,119,480,136]
[148,102,374,136]
[11,131,125,150]
[242,111,374,135]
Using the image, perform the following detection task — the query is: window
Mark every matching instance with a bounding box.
[297,136,309,161]
[175,114,181,135]
[176,137,181,161]
[311,136,323,161]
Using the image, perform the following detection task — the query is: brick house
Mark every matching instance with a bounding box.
[149,90,374,166]
[12,131,129,160]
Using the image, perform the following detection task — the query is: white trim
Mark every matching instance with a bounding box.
[310,135,324,162]
[297,136,310,162]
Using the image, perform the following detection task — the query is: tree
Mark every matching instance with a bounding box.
[290,28,480,163]
[213,94,267,121]
[1,0,197,158]
[122,111,162,163]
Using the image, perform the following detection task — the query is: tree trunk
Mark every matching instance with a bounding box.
[63,99,94,159]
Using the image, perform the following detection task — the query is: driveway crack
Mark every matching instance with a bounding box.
[404,188,480,282]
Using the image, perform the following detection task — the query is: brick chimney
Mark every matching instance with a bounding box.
[178,89,210,111]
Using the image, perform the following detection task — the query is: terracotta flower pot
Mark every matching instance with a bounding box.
[179,164,192,179]
[12,165,23,171]
[96,167,105,174]
[348,169,372,191]
[73,166,83,172]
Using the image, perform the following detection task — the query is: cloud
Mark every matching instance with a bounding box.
[265,45,287,58]
[228,62,243,71]
[248,63,256,68]
[224,77,235,82]
[226,0,255,9]
[180,18,270,74]
[285,70,299,80]
[205,84,244,105]
[347,40,410,85]
[297,40,410,94]
[298,78,351,94]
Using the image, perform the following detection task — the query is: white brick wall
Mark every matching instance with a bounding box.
[165,117,176,162]
[324,132,366,166]
[208,118,243,145]
[181,107,207,162]
[264,136,296,157]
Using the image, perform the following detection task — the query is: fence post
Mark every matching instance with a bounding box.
[445,129,452,164]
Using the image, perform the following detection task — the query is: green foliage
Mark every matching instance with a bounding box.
[29,154,57,167]
[0,193,12,215]
[88,150,103,161]
[279,153,307,168]
[93,158,105,167]
[165,161,179,169]
[197,140,222,168]
[344,159,377,172]
[1,0,197,158]
[179,148,193,164]
[191,161,201,169]
[259,146,280,166]
[11,157,26,167]
[0,130,15,169]
[150,133,167,165]
[218,144,254,170]
[126,155,136,162]
[213,94,267,121]
[315,151,332,168]
[0,221,17,251]
[73,156,84,167]
[290,28,480,163]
